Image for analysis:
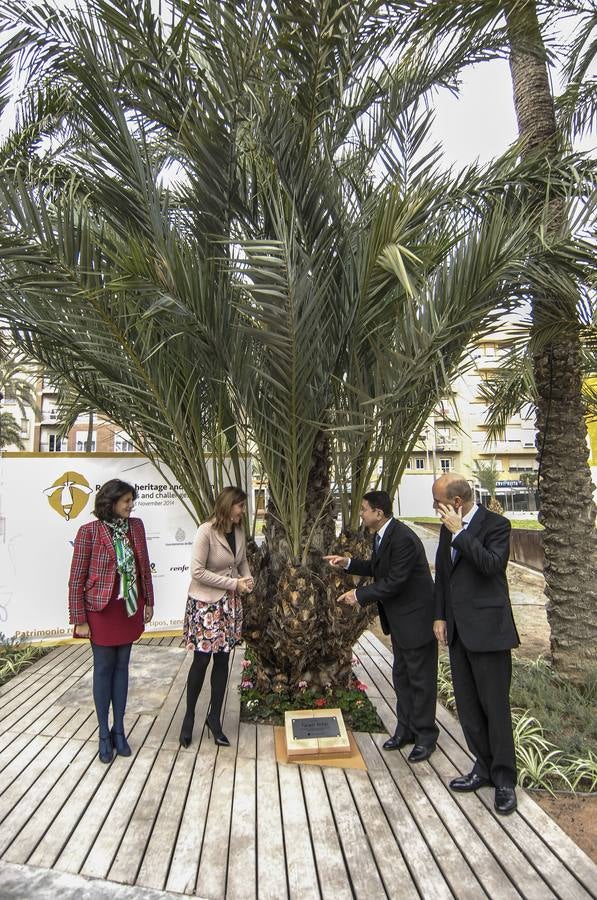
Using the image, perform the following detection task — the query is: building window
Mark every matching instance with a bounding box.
[114,435,135,452]
[440,458,452,473]
[405,459,412,469]
[415,457,425,470]
[48,434,64,452]
[76,431,96,452]
[20,418,30,438]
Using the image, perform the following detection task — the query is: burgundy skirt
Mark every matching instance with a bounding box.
[87,577,145,647]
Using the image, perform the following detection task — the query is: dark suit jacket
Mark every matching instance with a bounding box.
[434,505,519,652]
[348,518,435,649]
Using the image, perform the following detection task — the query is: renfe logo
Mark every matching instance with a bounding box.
[43,472,94,521]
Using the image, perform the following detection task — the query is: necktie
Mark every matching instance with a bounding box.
[374,533,381,554]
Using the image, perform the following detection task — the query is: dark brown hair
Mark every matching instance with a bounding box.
[211,486,247,532]
[94,479,138,521]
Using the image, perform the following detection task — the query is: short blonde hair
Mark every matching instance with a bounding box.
[211,486,247,532]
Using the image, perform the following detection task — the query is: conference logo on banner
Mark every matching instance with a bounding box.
[1,455,251,642]
[42,471,94,520]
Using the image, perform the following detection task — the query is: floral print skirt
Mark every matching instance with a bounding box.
[183,592,243,653]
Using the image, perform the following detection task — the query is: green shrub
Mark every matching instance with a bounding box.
[239,649,383,732]
[0,633,50,687]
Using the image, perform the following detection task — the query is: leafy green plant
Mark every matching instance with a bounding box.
[0,633,49,687]
[239,650,383,733]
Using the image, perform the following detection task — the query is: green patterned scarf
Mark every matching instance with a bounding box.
[106,518,138,617]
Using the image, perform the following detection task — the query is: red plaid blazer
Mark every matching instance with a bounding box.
[68,517,155,625]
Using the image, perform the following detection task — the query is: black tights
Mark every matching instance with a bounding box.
[185,650,230,728]
[92,643,132,738]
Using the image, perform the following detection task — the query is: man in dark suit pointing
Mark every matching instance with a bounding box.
[432,473,519,815]
[325,490,439,763]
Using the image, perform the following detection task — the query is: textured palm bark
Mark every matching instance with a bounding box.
[242,436,376,690]
[505,0,597,679]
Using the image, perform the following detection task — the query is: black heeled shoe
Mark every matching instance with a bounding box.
[110,727,132,757]
[206,719,230,747]
[179,712,194,748]
[98,733,114,764]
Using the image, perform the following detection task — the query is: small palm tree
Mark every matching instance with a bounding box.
[0,349,37,449]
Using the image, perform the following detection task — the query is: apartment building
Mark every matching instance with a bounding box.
[403,332,539,513]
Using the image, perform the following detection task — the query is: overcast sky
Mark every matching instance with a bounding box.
[1,5,594,169]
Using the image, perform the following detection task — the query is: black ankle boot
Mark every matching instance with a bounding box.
[98,733,114,764]
[205,717,230,747]
[179,711,195,748]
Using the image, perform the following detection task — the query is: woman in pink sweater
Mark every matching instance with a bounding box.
[179,486,253,748]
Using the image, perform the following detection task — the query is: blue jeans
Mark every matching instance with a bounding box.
[91,643,132,737]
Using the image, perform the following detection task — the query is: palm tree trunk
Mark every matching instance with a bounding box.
[505,0,597,680]
[242,432,373,692]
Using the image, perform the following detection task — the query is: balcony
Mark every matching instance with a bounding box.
[41,409,62,425]
[476,441,536,454]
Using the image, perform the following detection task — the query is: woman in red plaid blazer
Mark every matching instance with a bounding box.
[69,479,154,764]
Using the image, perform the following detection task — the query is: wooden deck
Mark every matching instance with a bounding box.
[0,631,594,899]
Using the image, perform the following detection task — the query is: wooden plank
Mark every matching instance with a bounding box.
[345,767,419,899]
[0,736,66,826]
[80,746,159,879]
[0,735,51,799]
[144,652,191,750]
[430,745,553,900]
[437,730,593,900]
[0,654,93,737]
[359,632,593,900]
[136,748,197,890]
[0,645,90,719]
[515,793,597,896]
[407,748,523,900]
[55,707,96,740]
[108,747,177,885]
[299,765,353,900]
[255,727,287,900]
[194,744,236,898]
[237,721,257,759]
[2,740,98,865]
[39,706,79,737]
[0,644,81,701]
[278,762,320,900]
[355,733,452,900]
[161,652,193,751]
[52,715,155,874]
[0,737,83,856]
[321,766,386,898]
[166,734,218,894]
[226,756,257,900]
[0,733,32,777]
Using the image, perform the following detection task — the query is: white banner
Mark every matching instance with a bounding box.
[0,454,251,643]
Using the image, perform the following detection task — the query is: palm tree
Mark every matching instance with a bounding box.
[390,0,597,680]
[0,0,592,687]
[0,347,37,449]
[473,458,503,513]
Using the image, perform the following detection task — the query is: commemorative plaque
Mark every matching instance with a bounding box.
[284,707,351,759]
[292,716,341,740]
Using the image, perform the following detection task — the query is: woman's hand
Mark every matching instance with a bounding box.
[74,622,91,638]
[144,605,154,624]
[237,576,254,594]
